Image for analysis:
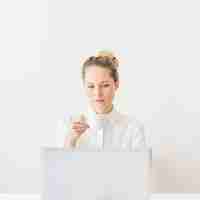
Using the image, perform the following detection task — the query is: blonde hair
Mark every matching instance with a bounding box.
[82,50,119,82]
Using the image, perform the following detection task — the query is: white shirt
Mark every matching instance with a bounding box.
[56,107,147,151]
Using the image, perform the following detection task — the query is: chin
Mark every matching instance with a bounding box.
[93,105,106,114]
[96,107,106,113]
[90,102,108,113]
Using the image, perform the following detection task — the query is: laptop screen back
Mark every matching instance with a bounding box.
[41,148,151,200]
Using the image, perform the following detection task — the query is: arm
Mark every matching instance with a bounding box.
[131,122,147,151]
[55,115,77,149]
[64,133,79,149]
[125,118,147,151]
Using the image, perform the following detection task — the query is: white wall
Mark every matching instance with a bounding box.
[0,0,48,194]
[0,0,200,194]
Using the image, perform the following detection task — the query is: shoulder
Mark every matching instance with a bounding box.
[116,111,144,130]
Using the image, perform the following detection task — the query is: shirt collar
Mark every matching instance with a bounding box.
[86,105,119,128]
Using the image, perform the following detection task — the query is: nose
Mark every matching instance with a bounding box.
[94,86,103,98]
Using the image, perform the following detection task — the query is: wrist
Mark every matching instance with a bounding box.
[69,134,80,146]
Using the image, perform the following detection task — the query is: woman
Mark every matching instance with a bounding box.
[63,50,147,151]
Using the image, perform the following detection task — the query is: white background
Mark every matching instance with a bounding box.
[0,0,200,194]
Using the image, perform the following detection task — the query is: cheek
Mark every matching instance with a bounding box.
[104,88,115,100]
[84,88,92,98]
[87,91,93,98]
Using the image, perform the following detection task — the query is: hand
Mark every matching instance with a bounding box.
[65,114,90,148]
[71,122,90,138]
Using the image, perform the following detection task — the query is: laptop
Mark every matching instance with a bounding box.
[41,147,152,200]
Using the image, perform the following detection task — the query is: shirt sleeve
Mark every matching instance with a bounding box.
[126,118,147,151]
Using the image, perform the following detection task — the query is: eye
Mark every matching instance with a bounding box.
[103,84,110,88]
[87,85,94,89]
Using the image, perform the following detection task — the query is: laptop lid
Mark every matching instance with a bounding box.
[41,147,152,200]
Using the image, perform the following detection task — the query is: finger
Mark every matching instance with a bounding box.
[76,122,90,129]
[72,122,86,128]
[72,123,90,129]
[72,127,88,134]
[73,121,89,126]
[73,126,86,133]
[72,125,86,130]
[74,129,84,135]
[72,121,83,124]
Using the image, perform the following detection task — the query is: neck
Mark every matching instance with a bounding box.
[96,104,113,114]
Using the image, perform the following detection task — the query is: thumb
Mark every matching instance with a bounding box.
[79,113,86,122]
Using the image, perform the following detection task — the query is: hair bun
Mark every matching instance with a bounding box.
[96,50,119,68]
[96,50,115,59]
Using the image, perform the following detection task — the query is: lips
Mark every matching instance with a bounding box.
[96,99,104,102]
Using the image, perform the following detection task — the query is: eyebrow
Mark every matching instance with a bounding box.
[86,81,110,84]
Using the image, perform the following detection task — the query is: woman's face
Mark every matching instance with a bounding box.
[84,65,119,114]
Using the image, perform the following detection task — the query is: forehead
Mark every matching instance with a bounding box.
[84,65,113,83]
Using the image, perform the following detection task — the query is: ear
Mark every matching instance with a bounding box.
[114,80,119,90]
